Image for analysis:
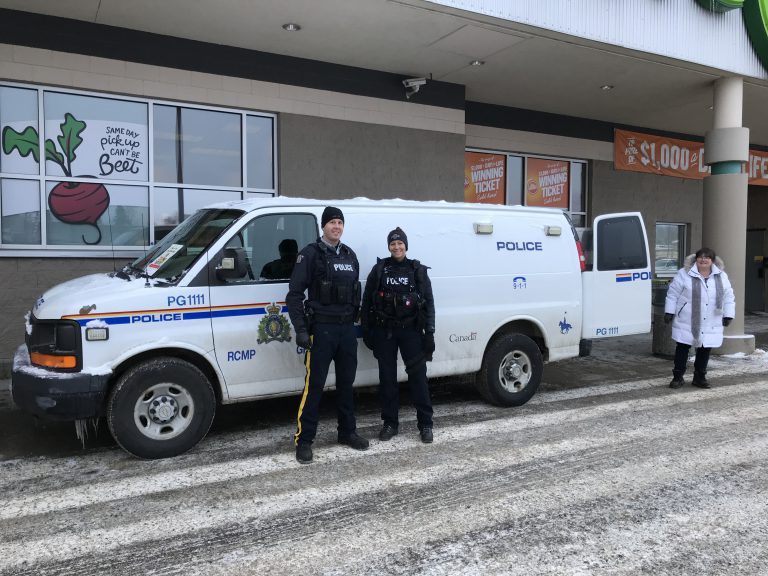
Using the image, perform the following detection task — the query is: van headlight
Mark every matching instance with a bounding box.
[27,316,82,371]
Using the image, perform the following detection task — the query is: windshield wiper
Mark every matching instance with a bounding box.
[121,262,150,280]
[114,268,131,281]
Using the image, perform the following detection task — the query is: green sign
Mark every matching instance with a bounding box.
[695,0,744,12]
[743,0,768,70]
[696,0,768,71]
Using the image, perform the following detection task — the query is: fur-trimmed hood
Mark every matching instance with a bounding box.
[683,253,725,272]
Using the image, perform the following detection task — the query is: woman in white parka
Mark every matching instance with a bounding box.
[664,247,735,389]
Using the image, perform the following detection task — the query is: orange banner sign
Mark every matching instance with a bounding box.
[525,158,569,209]
[464,152,506,204]
[748,149,768,186]
[614,129,768,186]
[615,129,707,179]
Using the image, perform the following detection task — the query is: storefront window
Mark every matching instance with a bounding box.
[570,162,584,213]
[0,82,277,254]
[44,92,148,181]
[0,87,39,176]
[1,179,40,244]
[569,161,587,227]
[506,155,523,205]
[45,182,148,246]
[525,157,570,209]
[466,149,588,223]
[152,105,179,184]
[464,152,506,204]
[153,105,242,187]
[154,187,242,240]
[247,115,274,190]
[655,222,686,276]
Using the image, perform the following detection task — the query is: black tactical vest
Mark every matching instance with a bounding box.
[373,260,420,324]
[310,241,360,308]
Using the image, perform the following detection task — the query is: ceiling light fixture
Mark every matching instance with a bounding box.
[600,84,614,91]
[282,23,301,31]
[470,60,485,66]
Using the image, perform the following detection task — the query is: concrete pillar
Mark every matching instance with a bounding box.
[703,77,755,355]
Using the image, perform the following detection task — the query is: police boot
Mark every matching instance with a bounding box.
[692,370,711,389]
[338,431,370,451]
[669,370,685,389]
[296,442,313,464]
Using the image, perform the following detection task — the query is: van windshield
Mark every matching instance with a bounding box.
[128,208,244,282]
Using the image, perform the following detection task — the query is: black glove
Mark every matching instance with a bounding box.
[296,329,312,350]
[423,331,435,361]
[723,317,733,327]
[362,329,374,351]
[664,313,673,324]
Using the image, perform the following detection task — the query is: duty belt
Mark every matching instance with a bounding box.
[312,313,355,324]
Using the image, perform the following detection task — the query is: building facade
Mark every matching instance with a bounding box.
[1,0,767,372]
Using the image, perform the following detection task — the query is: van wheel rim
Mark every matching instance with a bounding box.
[498,350,531,393]
[134,383,195,440]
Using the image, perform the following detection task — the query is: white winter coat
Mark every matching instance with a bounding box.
[664,255,736,348]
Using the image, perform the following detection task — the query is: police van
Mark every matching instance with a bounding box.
[12,197,651,458]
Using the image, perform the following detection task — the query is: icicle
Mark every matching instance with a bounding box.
[74,418,100,448]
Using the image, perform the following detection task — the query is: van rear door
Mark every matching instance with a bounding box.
[581,212,651,338]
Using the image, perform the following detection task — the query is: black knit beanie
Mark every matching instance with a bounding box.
[321,206,344,228]
[387,227,408,250]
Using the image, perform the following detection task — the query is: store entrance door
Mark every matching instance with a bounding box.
[745,229,766,312]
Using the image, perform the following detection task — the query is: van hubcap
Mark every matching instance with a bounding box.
[498,350,531,393]
[134,383,195,440]
[149,396,178,424]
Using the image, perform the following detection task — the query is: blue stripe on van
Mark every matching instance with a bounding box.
[72,305,289,326]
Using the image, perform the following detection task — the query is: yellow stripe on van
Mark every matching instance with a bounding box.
[293,338,313,445]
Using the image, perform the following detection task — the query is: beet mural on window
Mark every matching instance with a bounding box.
[3,113,110,244]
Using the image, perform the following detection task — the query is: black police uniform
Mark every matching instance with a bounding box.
[287,238,362,447]
[361,256,435,434]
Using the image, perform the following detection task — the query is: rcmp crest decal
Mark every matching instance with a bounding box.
[257,303,292,344]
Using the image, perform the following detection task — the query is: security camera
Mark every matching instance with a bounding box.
[403,77,428,99]
[402,77,427,89]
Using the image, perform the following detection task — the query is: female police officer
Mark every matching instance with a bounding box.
[287,206,369,464]
[361,227,436,443]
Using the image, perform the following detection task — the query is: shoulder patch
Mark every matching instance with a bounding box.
[296,254,303,263]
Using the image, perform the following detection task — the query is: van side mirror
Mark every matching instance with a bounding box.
[216,247,248,281]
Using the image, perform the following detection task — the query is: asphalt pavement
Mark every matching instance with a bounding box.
[3,331,768,575]
[2,315,768,575]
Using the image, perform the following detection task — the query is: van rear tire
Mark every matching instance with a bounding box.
[106,357,215,459]
[477,333,542,407]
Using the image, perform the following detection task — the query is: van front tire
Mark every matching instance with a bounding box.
[106,357,216,459]
[477,334,542,407]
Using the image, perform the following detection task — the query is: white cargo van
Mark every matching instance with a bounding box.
[12,197,651,458]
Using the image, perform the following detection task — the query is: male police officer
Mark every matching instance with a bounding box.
[287,206,369,464]
[361,227,436,443]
